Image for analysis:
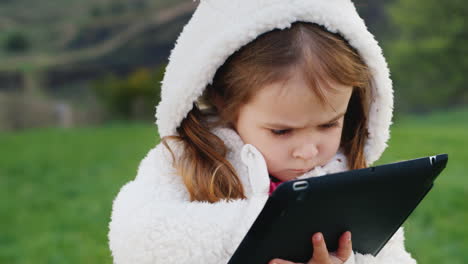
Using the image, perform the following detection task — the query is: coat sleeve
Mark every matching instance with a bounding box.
[344,227,417,264]
[108,144,268,264]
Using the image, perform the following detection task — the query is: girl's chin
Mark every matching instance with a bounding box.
[274,167,318,181]
[269,172,301,182]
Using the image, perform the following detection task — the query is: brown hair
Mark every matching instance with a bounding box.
[163,22,371,203]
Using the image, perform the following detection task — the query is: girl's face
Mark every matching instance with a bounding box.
[234,72,353,181]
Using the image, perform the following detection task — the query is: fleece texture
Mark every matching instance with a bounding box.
[109,0,417,263]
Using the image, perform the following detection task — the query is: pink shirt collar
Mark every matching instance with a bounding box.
[268,176,284,195]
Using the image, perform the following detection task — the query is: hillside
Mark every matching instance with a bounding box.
[0,0,188,56]
[0,0,197,97]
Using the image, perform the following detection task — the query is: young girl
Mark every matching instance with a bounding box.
[109,1,417,263]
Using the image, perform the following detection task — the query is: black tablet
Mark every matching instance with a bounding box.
[228,154,448,264]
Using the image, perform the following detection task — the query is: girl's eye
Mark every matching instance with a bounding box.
[320,122,340,129]
[270,129,291,136]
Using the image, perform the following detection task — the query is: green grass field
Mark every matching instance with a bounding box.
[0,109,467,264]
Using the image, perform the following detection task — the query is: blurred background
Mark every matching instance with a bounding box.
[0,0,466,263]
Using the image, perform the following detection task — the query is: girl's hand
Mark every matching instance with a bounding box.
[269,231,352,264]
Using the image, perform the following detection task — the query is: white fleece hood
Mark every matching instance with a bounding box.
[156,0,394,166]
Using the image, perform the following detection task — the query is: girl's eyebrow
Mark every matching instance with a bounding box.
[264,112,346,128]
[325,112,346,123]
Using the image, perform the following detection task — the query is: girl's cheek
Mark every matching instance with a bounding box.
[271,137,289,151]
[325,132,342,154]
[264,140,287,161]
[277,141,293,161]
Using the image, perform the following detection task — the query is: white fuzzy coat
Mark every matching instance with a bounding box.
[108,128,416,263]
[109,0,418,263]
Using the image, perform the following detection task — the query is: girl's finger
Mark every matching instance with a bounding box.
[310,232,330,264]
[269,258,297,264]
[335,231,353,262]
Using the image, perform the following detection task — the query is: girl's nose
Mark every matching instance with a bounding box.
[292,143,318,160]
